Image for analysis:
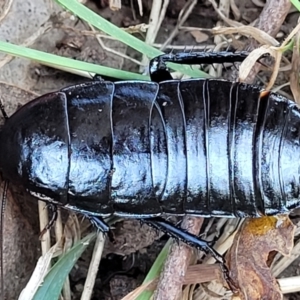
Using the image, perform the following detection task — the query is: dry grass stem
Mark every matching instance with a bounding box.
[242,0,291,83]
[38,201,51,256]
[251,0,265,7]
[205,222,241,265]
[208,0,230,77]
[109,0,121,11]
[93,29,142,66]
[239,46,277,83]
[140,0,169,71]
[136,0,143,16]
[272,238,300,277]
[208,0,242,27]
[54,210,72,300]
[18,240,64,300]
[229,0,240,20]
[272,82,290,94]
[212,26,279,46]
[80,232,106,300]
[160,0,198,51]
[279,276,300,294]
[0,0,13,23]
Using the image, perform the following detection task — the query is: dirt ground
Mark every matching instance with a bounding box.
[1,0,300,299]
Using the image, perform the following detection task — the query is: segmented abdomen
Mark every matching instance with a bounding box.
[3,79,300,218]
[98,79,300,217]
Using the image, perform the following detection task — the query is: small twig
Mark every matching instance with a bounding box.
[153,216,204,300]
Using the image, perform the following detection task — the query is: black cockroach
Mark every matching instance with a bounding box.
[0,51,298,288]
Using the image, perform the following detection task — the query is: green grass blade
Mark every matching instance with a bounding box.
[137,239,172,300]
[32,232,97,300]
[290,0,300,11]
[55,0,209,78]
[0,41,147,80]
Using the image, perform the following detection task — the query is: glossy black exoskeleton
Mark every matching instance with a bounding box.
[0,51,299,268]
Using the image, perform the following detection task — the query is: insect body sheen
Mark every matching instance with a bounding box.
[0,78,299,218]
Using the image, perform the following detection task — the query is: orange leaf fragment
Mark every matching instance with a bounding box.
[225,215,295,300]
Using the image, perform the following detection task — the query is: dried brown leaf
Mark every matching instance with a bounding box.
[238,46,278,84]
[225,215,295,300]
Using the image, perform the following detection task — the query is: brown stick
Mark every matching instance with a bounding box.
[153,216,204,300]
[251,0,291,42]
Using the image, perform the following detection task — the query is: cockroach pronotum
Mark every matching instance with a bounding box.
[0,51,298,292]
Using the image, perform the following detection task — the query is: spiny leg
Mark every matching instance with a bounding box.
[84,214,109,231]
[83,213,115,243]
[149,51,269,82]
[39,204,115,242]
[39,203,58,238]
[142,217,223,261]
[141,217,237,291]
